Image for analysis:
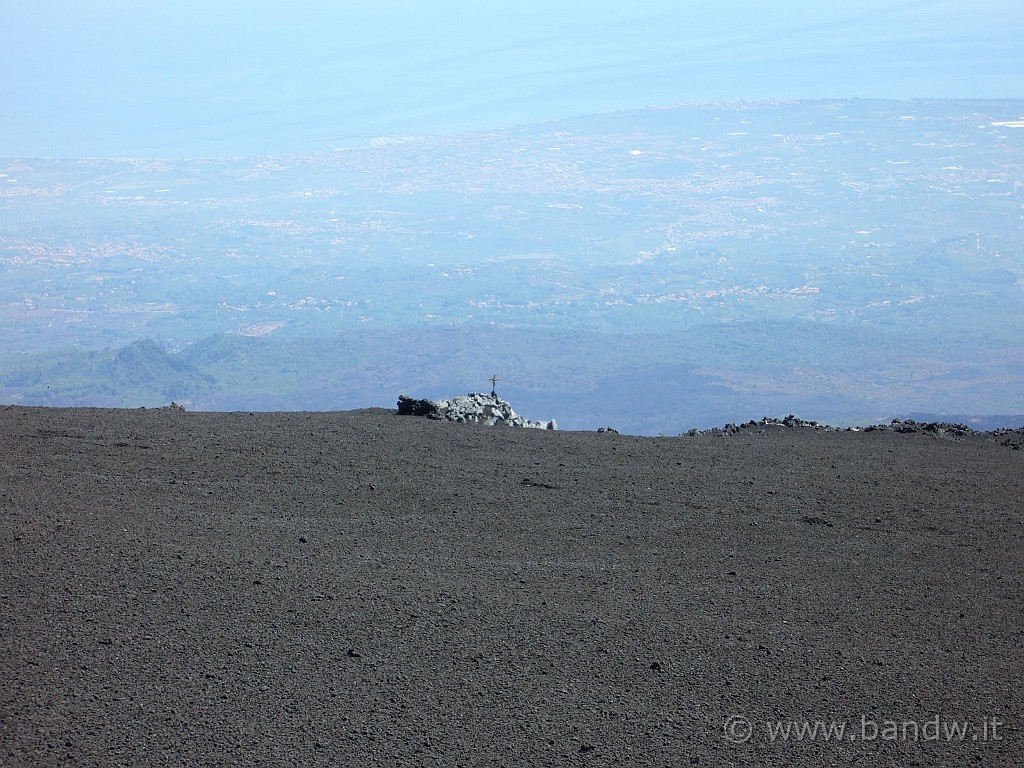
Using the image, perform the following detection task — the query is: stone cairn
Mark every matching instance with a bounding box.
[397,386,557,430]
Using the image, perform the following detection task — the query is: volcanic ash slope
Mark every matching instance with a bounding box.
[1,406,1021,766]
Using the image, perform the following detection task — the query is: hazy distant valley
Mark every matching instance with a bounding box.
[2,99,1022,433]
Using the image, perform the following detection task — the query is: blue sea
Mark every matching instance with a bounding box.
[2,0,1023,157]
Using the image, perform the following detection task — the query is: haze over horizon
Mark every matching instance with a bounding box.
[3,0,1023,158]
[2,2,1022,432]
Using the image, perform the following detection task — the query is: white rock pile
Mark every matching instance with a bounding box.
[398,392,557,430]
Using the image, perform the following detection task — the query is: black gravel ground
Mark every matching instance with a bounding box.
[1,405,1021,767]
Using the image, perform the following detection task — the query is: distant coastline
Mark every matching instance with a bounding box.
[3,0,1022,158]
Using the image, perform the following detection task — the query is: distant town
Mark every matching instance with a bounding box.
[2,99,1022,433]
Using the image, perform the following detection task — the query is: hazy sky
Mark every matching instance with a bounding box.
[2,0,1022,157]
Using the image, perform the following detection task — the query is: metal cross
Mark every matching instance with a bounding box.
[490,374,499,396]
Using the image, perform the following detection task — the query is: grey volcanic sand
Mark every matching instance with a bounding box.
[1,406,1021,767]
